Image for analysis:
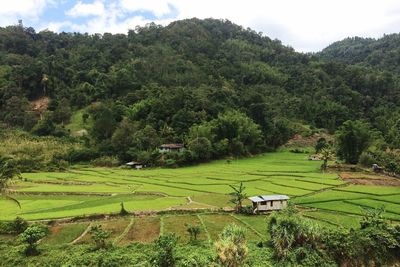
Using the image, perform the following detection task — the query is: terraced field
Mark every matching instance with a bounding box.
[35,214,267,246]
[1,150,399,233]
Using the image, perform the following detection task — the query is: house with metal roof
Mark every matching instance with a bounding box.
[159,143,185,153]
[248,195,289,212]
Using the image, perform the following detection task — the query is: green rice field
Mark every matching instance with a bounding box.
[1,150,400,242]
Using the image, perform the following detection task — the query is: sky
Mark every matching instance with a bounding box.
[0,0,400,52]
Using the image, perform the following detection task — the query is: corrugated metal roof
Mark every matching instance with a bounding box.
[160,143,184,149]
[248,195,289,202]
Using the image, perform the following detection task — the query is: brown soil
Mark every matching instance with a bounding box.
[50,225,63,236]
[285,132,333,148]
[31,96,50,116]
[340,172,400,186]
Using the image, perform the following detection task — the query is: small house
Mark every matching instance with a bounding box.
[126,161,144,170]
[159,143,185,153]
[372,164,383,173]
[248,195,289,213]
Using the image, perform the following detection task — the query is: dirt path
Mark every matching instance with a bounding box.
[113,218,134,245]
[196,214,212,244]
[70,222,93,244]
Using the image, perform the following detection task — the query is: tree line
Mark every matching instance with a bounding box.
[0,18,399,167]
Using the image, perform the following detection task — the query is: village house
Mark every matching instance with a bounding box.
[126,161,144,170]
[248,195,289,213]
[159,143,185,153]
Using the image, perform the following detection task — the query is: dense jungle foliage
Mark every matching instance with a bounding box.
[0,18,399,168]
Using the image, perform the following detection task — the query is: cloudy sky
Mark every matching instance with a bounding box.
[1,0,399,52]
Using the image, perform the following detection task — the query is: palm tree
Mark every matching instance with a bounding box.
[0,156,21,207]
[320,147,335,172]
[229,182,247,213]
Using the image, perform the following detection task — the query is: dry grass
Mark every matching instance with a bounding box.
[162,215,207,243]
[119,216,160,245]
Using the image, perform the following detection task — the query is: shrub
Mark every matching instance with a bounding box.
[120,202,129,216]
[89,225,111,249]
[315,137,328,153]
[67,148,99,163]
[185,224,201,242]
[11,217,28,234]
[19,224,49,256]
[215,224,248,267]
[153,234,179,267]
[358,151,376,167]
[91,156,120,167]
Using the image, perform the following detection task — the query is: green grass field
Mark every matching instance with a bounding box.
[1,150,400,240]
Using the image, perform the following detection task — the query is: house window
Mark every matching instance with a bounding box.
[260,201,267,205]
[270,201,273,207]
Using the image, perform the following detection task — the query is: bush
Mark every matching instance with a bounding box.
[89,225,111,249]
[315,137,328,153]
[11,217,28,234]
[19,224,49,256]
[153,234,179,267]
[289,148,308,154]
[165,158,177,168]
[358,151,376,167]
[120,202,129,216]
[215,224,248,267]
[67,148,99,163]
[186,224,201,243]
[91,156,120,167]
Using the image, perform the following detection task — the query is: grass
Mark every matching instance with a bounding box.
[42,223,88,245]
[199,214,260,241]
[335,185,400,195]
[302,200,400,220]
[162,214,208,243]
[119,216,160,244]
[77,218,130,244]
[65,109,93,136]
[1,150,399,233]
[0,130,81,171]
[0,194,187,220]
[302,210,361,228]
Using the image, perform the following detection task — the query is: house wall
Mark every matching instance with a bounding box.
[257,200,287,211]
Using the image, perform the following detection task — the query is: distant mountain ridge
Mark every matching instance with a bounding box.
[318,34,400,73]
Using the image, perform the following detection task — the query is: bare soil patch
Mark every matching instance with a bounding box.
[340,172,400,186]
[31,96,50,116]
[285,133,332,148]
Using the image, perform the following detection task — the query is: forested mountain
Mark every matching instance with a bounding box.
[319,34,400,73]
[0,18,399,167]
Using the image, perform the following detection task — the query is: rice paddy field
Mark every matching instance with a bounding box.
[1,150,400,244]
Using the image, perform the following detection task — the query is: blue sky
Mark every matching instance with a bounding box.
[1,0,399,52]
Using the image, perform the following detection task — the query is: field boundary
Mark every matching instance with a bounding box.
[230,214,264,238]
[70,222,92,244]
[197,214,212,244]
[113,218,134,245]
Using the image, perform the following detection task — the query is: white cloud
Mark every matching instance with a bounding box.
[0,0,51,26]
[120,0,172,17]
[66,0,105,17]
[44,21,73,32]
[12,0,400,52]
[166,0,400,51]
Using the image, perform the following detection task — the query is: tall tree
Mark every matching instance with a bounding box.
[335,120,375,164]
[229,182,247,213]
[0,156,21,207]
